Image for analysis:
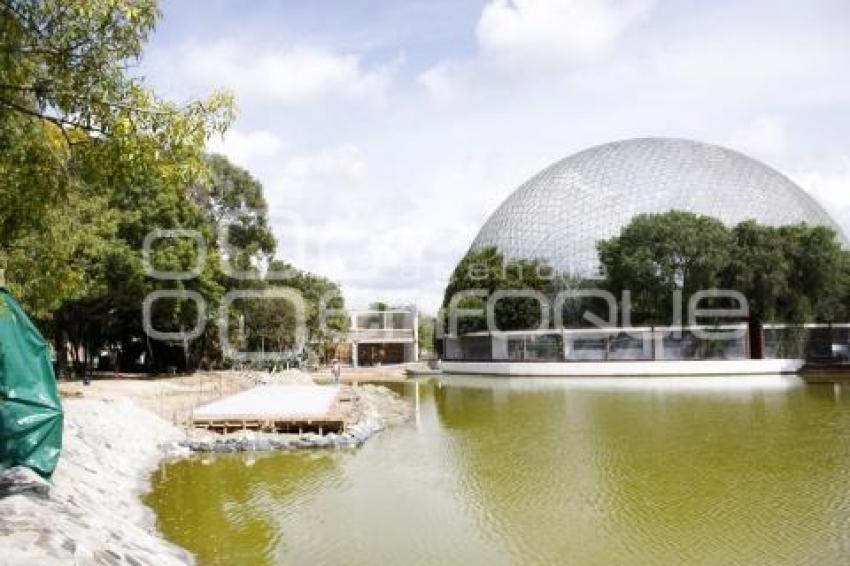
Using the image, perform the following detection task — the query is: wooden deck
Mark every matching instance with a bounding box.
[192,385,359,434]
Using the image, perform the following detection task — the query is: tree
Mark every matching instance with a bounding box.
[193,154,276,273]
[597,212,849,359]
[0,0,234,370]
[418,314,435,358]
[722,222,846,357]
[0,0,250,375]
[269,260,347,364]
[597,211,732,324]
[0,1,358,375]
[441,246,556,333]
[1,0,233,241]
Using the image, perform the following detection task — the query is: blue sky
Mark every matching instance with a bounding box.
[140,0,850,312]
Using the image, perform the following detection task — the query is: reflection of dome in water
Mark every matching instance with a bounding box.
[470,138,846,275]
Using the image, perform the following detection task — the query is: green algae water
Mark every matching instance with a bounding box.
[146,376,850,565]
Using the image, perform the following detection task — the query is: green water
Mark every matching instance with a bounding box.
[147,376,850,565]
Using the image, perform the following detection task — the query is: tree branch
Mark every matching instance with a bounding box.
[0,97,108,136]
[0,0,45,38]
[0,84,179,117]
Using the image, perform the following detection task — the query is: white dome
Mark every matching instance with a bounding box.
[470,138,846,275]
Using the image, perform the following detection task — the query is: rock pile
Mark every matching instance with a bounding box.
[177,383,411,454]
[0,467,50,499]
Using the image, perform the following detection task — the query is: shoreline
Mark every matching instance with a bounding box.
[0,371,411,565]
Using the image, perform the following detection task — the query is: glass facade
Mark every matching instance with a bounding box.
[444,325,850,363]
[471,138,847,276]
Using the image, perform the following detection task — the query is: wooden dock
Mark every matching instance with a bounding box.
[191,385,358,434]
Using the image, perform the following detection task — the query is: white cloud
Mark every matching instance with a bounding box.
[651,34,847,106]
[418,0,655,100]
[181,41,392,104]
[279,144,367,187]
[257,141,515,309]
[207,129,284,165]
[476,0,653,64]
[416,62,461,102]
[265,144,369,253]
[419,0,850,108]
[727,116,787,161]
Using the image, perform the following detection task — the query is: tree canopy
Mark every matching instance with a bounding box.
[597,211,848,326]
[722,221,847,325]
[440,212,849,350]
[597,211,732,324]
[1,0,233,314]
[441,246,557,333]
[0,0,346,372]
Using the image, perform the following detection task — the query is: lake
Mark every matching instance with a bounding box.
[147,376,850,565]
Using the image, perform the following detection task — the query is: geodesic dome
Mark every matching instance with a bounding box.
[470,138,846,275]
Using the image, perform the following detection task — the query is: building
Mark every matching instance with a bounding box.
[346,306,418,367]
[443,138,848,376]
[470,137,846,277]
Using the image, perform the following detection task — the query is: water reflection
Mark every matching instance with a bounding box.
[149,376,850,565]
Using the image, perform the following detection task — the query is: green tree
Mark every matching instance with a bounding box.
[1,0,233,347]
[597,212,849,359]
[0,0,239,373]
[194,154,276,272]
[441,246,556,333]
[418,314,435,358]
[268,260,347,364]
[721,221,846,357]
[597,211,732,324]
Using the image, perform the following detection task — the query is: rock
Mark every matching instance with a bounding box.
[332,436,358,448]
[180,383,411,456]
[0,466,50,498]
[160,442,191,459]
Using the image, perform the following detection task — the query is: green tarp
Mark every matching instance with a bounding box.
[0,288,63,478]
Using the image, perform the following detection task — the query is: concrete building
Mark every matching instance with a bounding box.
[347,306,418,367]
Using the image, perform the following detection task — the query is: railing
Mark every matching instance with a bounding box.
[350,328,415,342]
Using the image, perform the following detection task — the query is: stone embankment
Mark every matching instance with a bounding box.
[180,384,410,453]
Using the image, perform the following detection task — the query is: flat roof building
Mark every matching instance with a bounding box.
[347,306,418,367]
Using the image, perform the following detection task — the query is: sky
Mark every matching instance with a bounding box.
[140,0,850,313]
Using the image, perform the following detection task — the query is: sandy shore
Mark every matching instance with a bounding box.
[0,371,410,565]
[312,364,410,384]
